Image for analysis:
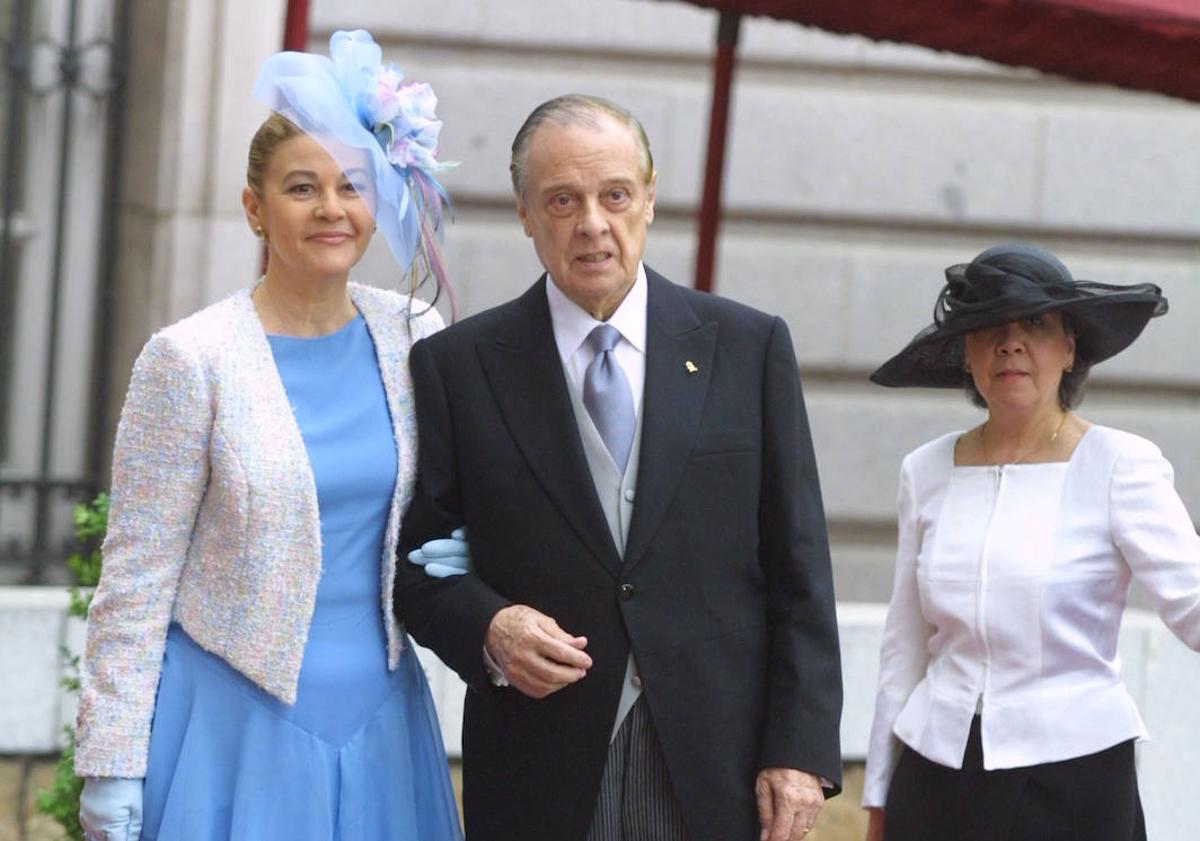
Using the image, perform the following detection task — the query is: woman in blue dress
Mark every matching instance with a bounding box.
[74,30,464,841]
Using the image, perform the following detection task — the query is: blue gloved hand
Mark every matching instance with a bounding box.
[80,777,143,841]
[408,527,472,578]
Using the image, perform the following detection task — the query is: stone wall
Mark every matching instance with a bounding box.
[306,0,1200,609]
[0,756,60,841]
[13,1,1193,838]
[96,1,1200,598]
[98,0,288,463]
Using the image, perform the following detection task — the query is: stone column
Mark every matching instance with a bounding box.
[101,0,286,475]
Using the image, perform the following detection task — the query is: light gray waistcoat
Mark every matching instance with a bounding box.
[566,378,645,741]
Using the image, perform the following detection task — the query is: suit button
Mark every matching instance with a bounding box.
[623,488,635,502]
[619,583,635,600]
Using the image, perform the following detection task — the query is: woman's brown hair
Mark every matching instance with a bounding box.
[246,112,304,194]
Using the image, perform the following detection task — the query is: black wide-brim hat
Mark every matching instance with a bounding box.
[870,242,1168,389]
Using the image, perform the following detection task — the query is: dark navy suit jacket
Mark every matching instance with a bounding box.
[395,268,843,841]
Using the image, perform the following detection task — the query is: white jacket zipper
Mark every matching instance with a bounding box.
[975,465,1005,712]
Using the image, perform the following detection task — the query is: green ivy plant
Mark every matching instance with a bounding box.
[36,492,108,841]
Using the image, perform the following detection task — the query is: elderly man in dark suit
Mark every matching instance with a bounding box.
[395,94,842,841]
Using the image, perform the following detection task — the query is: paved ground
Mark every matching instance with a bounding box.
[446,765,869,840]
[0,756,60,841]
[4,757,867,840]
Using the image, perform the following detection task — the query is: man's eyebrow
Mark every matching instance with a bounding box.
[537,181,578,195]
[538,176,637,195]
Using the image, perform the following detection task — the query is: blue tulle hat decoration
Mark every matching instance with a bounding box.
[253,30,455,300]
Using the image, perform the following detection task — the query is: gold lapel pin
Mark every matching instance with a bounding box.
[684,360,699,374]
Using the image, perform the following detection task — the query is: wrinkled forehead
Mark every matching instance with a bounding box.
[527,117,644,183]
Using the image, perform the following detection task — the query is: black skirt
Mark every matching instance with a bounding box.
[884,716,1146,841]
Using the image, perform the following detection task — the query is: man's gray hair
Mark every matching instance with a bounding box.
[509,94,655,197]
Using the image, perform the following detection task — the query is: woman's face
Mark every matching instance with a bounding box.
[242,133,375,284]
[963,311,1076,415]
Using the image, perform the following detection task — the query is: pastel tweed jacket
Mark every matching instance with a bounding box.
[75,283,443,778]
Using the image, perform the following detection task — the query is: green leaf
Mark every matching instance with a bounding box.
[34,728,85,840]
[37,491,110,840]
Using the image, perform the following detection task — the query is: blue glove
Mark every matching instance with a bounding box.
[80,777,143,841]
[408,527,472,578]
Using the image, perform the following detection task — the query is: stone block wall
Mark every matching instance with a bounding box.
[301,0,1200,609]
[21,1,1191,837]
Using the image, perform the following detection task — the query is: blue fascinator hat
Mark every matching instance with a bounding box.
[253,30,455,296]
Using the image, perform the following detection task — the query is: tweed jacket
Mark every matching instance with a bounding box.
[75,282,442,778]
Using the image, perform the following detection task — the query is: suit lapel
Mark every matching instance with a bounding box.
[623,271,716,574]
[477,278,624,577]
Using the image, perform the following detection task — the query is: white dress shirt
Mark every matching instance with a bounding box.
[546,262,647,417]
[862,424,1200,808]
[481,264,647,688]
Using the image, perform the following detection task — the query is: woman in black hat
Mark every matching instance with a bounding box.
[860,243,1200,841]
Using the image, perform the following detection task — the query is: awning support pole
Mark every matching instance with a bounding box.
[283,0,310,50]
[261,0,311,276]
[694,10,741,293]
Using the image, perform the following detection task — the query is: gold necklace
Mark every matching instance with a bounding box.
[981,412,1069,466]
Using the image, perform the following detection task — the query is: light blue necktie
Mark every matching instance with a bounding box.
[583,324,636,473]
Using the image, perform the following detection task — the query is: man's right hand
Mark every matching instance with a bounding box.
[485,604,591,698]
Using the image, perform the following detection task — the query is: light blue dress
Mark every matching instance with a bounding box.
[141,315,462,841]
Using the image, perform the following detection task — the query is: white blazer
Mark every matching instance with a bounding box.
[76,283,442,778]
[862,425,1200,808]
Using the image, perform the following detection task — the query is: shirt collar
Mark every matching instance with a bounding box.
[546,262,648,365]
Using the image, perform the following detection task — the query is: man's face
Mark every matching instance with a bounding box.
[515,114,655,321]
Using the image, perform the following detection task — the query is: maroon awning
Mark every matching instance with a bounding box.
[682,0,1200,104]
[682,0,1200,292]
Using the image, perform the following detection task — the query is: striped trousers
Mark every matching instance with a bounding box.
[587,696,689,841]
